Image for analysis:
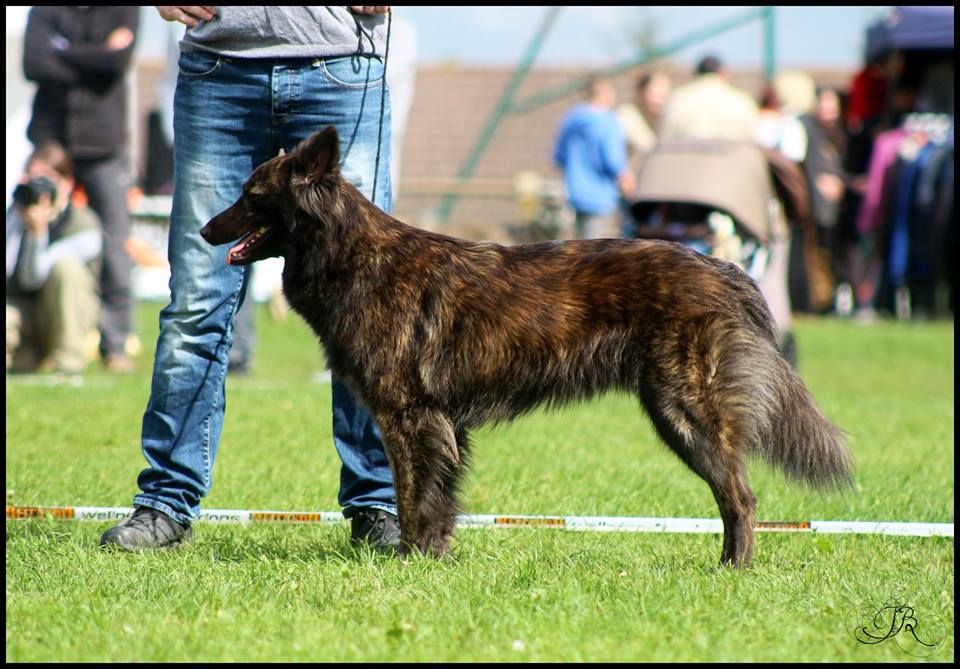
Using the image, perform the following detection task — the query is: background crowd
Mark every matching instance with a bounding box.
[6,7,954,379]
[553,43,953,327]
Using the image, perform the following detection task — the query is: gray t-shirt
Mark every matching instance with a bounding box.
[179,6,388,59]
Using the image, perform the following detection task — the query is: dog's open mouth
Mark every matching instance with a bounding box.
[227,226,274,265]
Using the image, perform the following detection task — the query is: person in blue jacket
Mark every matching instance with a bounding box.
[553,75,635,239]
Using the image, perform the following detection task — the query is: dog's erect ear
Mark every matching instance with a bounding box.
[292,126,340,185]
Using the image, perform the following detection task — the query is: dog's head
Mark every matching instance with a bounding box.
[199,125,341,265]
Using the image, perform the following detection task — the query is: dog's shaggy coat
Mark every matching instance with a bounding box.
[201,126,852,566]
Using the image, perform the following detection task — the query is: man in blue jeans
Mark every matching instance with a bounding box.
[101,6,399,551]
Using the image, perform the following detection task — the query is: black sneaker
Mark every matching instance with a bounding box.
[99,506,193,551]
[350,508,401,553]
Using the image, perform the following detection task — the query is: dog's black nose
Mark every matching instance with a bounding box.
[199,224,211,241]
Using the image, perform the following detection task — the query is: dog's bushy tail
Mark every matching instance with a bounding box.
[751,342,854,490]
[708,267,853,490]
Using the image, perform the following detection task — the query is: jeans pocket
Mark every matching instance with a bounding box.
[178,50,223,78]
[319,55,385,89]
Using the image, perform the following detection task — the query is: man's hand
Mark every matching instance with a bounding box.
[156,6,217,28]
[105,27,135,51]
[349,6,390,15]
[20,194,55,237]
[617,169,636,200]
[815,173,845,203]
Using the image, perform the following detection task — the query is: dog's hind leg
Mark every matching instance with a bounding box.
[697,450,757,568]
[377,408,463,557]
[640,389,757,568]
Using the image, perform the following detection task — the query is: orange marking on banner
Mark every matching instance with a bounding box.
[756,521,811,530]
[495,516,565,528]
[250,512,326,523]
[6,505,76,520]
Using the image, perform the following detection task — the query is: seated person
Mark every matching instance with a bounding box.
[6,142,102,374]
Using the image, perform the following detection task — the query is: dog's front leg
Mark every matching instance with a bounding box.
[376,408,462,557]
[377,424,421,557]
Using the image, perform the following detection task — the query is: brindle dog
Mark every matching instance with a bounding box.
[200,126,852,566]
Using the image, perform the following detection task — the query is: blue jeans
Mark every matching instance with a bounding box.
[135,51,397,525]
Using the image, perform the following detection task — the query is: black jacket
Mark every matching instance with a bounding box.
[23,6,140,160]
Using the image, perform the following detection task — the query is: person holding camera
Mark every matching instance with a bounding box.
[6,142,102,375]
[22,5,140,373]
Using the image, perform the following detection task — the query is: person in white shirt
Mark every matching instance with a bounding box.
[616,70,671,171]
[659,55,759,142]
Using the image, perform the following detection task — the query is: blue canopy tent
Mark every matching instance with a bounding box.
[886,5,954,50]
[867,6,955,56]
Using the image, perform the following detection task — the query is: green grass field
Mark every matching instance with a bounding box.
[5,304,954,662]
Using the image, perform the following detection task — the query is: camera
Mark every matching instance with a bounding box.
[12,176,58,208]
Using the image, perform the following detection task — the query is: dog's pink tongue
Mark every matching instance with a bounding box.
[225,227,265,265]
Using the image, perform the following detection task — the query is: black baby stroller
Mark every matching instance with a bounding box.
[626,140,797,366]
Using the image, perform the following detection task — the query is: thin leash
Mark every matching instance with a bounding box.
[373,9,391,206]
[353,8,392,206]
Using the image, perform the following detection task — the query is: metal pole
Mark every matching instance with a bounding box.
[434,6,775,225]
[435,6,562,224]
[508,5,769,116]
[763,6,776,81]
